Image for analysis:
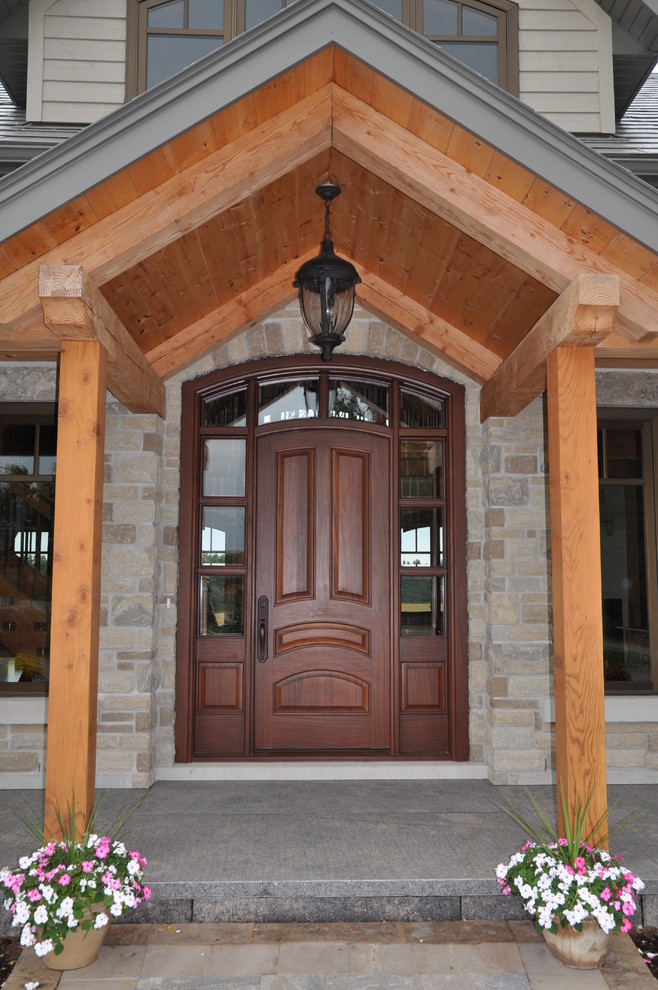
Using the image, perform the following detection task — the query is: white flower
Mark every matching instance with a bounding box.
[24,981,40,989]
[110,902,123,917]
[93,912,109,929]
[33,904,49,926]
[14,901,30,925]
[56,896,74,919]
[34,939,53,957]
[19,925,35,947]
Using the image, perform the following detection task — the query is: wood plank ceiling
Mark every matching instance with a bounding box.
[1,47,658,400]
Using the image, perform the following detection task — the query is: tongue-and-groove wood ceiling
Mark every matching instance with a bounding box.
[1,48,658,416]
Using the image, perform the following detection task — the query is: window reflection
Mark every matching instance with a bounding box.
[401,508,444,567]
[202,438,245,497]
[201,507,245,565]
[258,380,319,424]
[401,576,444,636]
[329,380,389,425]
[400,441,444,498]
[200,575,244,635]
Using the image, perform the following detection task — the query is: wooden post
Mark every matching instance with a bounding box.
[546,346,608,846]
[44,340,107,840]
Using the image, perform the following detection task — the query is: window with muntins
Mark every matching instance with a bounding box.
[0,405,56,695]
[130,0,519,95]
[598,413,658,694]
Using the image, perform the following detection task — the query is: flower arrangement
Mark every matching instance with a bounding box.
[1,794,151,959]
[495,785,644,937]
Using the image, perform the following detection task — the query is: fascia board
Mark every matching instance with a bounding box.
[0,0,657,255]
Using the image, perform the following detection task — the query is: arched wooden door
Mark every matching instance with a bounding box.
[175,356,468,762]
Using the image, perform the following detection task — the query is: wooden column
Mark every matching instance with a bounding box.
[45,340,107,839]
[546,346,608,845]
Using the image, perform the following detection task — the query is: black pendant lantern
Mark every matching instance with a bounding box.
[294,183,361,362]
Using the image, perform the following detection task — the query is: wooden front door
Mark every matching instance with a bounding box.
[175,356,469,763]
[254,429,390,751]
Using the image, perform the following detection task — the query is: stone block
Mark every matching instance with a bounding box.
[488,594,519,624]
[96,751,135,772]
[113,453,158,484]
[485,509,505,528]
[0,752,39,771]
[111,596,154,626]
[103,524,136,544]
[487,478,529,507]
[504,455,538,474]
[483,540,504,560]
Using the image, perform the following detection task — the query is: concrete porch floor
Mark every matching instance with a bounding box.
[1,780,657,926]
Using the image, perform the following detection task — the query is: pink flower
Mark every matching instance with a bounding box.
[502,886,511,896]
[143,886,152,901]
[600,888,612,902]
[27,889,41,902]
[81,861,95,874]
[101,871,113,885]
[621,918,632,933]
[558,838,568,847]
[622,902,634,917]
[58,873,71,886]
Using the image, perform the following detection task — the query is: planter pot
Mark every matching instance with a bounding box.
[541,919,609,969]
[44,918,109,971]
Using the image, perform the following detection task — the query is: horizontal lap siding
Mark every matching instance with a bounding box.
[518,0,615,133]
[35,0,127,123]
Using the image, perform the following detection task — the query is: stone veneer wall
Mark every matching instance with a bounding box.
[1,333,658,787]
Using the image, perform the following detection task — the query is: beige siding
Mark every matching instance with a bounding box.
[25,1,616,136]
[518,0,616,132]
[26,0,126,124]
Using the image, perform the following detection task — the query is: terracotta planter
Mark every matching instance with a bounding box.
[44,917,109,971]
[541,919,609,969]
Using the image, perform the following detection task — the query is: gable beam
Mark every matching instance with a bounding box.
[0,86,333,337]
[331,87,656,344]
[480,273,619,421]
[357,269,501,383]
[39,265,166,417]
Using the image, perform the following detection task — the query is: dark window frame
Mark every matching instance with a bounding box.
[126,0,519,98]
[597,409,658,696]
[0,403,56,698]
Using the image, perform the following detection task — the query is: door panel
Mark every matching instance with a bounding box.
[254,429,390,751]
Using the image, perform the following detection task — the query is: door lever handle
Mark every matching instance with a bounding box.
[257,595,268,663]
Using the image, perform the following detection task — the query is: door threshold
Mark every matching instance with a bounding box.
[156,761,489,782]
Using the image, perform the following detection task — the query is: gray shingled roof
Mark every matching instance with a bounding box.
[580,73,658,189]
[0,81,81,178]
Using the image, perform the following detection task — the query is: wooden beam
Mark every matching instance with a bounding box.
[357,269,501,383]
[39,264,165,417]
[0,86,333,337]
[480,273,619,420]
[331,87,658,343]
[45,340,106,840]
[547,346,608,846]
[146,253,313,378]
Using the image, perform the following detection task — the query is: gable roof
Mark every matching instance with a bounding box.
[0,0,657,415]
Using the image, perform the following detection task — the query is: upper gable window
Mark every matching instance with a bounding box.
[372,0,518,94]
[130,0,517,96]
[137,0,226,91]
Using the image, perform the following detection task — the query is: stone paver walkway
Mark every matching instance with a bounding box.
[5,921,654,990]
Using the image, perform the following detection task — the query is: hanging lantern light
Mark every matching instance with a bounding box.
[294,182,361,362]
